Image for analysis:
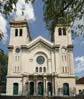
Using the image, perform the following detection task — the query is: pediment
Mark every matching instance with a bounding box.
[29,42,51,52]
[28,36,53,48]
[21,36,53,51]
[27,36,53,51]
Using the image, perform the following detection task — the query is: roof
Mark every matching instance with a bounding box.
[10,15,32,40]
[28,36,53,48]
[76,77,84,84]
[10,15,27,25]
[11,15,26,22]
[21,36,55,49]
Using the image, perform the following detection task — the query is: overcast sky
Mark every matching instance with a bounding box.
[0,0,84,78]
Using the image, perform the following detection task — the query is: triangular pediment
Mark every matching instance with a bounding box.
[21,36,54,52]
[27,36,53,48]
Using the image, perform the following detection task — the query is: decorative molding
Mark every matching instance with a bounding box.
[67,44,74,51]
[8,45,14,49]
[29,59,33,62]
[67,44,73,48]
[6,75,22,78]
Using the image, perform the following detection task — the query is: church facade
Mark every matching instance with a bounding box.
[6,16,76,96]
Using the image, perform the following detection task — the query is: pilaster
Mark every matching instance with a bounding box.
[52,76,55,96]
[43,77,47,96]
[34,77,37,96]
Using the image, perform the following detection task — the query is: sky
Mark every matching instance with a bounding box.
[0,0,84,78]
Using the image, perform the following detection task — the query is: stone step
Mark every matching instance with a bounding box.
[0,96,84,99]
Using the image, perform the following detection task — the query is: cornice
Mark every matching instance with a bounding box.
[58,74,75,78]
[8,45,14,49]
[6,75,22,78]
[67,44,74,48]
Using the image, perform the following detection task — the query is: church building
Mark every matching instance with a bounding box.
[6,15,77,96]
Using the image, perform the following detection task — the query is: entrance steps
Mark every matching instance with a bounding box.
[0,96,84,99]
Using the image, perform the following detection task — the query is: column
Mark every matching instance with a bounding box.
[52,77,55,96]
[55,48,60,73]
[26,77,29,96]
[27,81,30,96]
[36,80,38,95]
[54,77,58,96]
[70,50,74,74]
[68,47,74,75]
[22,76,30,96]
[43,77,47,96]
[22,77,27,96]
[34,77,37,96]
[51,51,55,73]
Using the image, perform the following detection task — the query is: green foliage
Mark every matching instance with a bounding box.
[0,0,84,41]
[0,0,18,15]
[0,0,35,15]
[43,0,84,41]
[0,33,4,41]
[0,49,8,93]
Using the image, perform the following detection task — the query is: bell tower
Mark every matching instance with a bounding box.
[54,24,72,46]
[9,15,31,47]
[7,15,31,76]
[54,24,74,75]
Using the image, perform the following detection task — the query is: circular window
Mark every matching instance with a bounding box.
[36,56,45,64]
[62,48,66,53]
[15,48,20,53]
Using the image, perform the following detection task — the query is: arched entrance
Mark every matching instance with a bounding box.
[47,82,52,96]
[38,82,44,95]
[30,82,34,95]
[63,83,69,96]
[13,83,18,95]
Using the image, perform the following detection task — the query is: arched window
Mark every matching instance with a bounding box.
[20,29,23,36]
[13,83,18,95]
[63,83,69,96]
[36,67,38,72]
[43,67,46,72]
[15,29,18,36]
[39,67,42,72]
[58,28,62,36]
[30,82,34,95]
[63,28,66,35]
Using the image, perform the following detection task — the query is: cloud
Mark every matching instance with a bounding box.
[0,13,8,43]
[12,0,35,21]
[0,0,35,43]
[81,41,84,45]
[75,56,84,73]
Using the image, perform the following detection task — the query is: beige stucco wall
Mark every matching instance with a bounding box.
[6,77,22,96]
[9,27,29,46]
[21,43,52,74]
[56,77,76,96]
[6,17,78,96]
[54,26,72,46]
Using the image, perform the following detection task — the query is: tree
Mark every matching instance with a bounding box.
[0,0,84,41]
[43,0,84,41]
[0,0,35,15]
[0,49,8,94]
[0,0,35,41]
